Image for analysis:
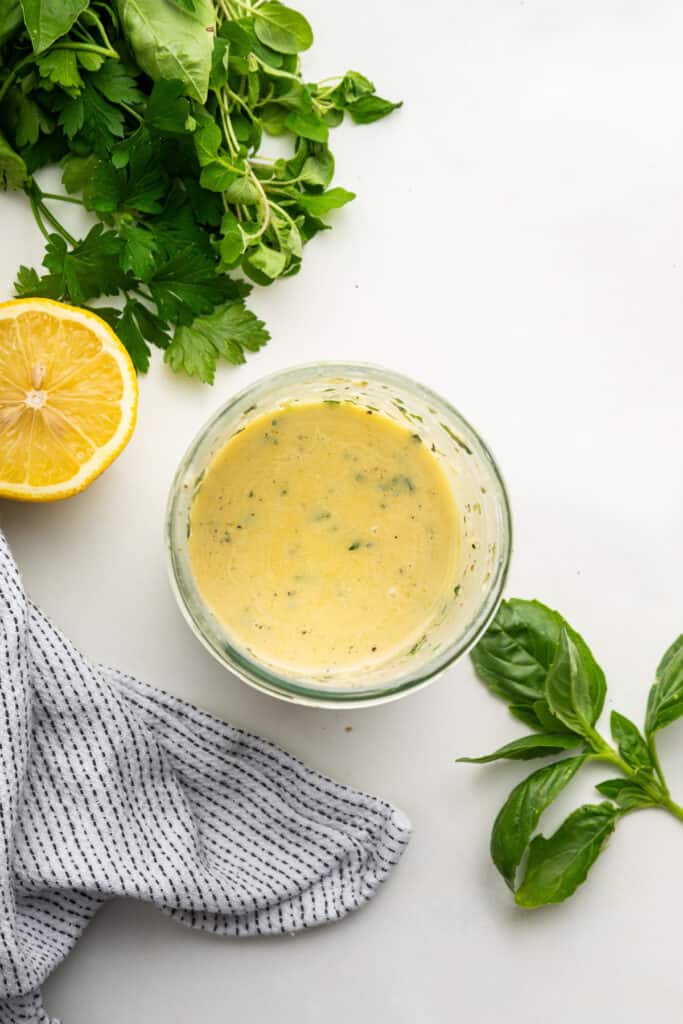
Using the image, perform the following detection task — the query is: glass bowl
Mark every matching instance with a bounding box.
[166,363,512,708]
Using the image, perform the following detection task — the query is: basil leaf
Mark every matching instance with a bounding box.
[509,700,575,737]
[508,704,545,730]
[458,733,583,764]
[115,0,215,102]
[545,627,606,739]
[62,153,98,194]
[0,130,27,190]
[610,711,653,773]
[20,0,89,53]
[471,599,563,707]
[254,2,313,54]
[595,778,654,810]
[532,699,578,736]
[515,803,618,908]
[145,79,193,135]
[490,756,586,889]
[645,635,683,736]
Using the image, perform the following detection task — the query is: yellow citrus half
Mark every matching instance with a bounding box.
[0,298,138,502]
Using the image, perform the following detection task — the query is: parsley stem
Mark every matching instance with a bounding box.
[28,193,50,243]
[53,42,118,60]
[0,54,34,104]
[120,102,143,123]
[81,8,117,53]
[0,40,116,104]
[36,199,77,247]
[72,24,95,44]
[39,193,84,206]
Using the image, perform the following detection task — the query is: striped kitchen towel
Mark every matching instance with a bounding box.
[0,530,411,1024]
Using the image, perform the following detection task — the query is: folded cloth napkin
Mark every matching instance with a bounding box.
[0,531,410,1024]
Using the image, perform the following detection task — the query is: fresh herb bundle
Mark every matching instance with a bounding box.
[0,0,399,382]
[460,599,683,908]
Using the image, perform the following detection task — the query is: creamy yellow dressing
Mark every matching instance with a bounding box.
[189,401,460,674]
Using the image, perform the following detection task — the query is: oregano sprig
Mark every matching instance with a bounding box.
[459,599,683,908]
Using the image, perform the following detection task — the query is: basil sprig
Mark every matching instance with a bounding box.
[460,600,683,908]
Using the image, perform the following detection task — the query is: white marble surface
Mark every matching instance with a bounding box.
[3,1,683,1020]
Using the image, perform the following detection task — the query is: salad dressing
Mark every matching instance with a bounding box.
[189,401,460,674]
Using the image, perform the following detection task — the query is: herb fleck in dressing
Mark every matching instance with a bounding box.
[189,402,460,674]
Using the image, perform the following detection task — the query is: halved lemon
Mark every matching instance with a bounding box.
[0,298,138,502]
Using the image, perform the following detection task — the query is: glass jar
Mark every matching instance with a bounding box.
[166,363,512,707]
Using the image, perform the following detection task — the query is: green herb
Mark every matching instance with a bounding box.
[440,423,472,454]
[0,2,400,382]
[348,540,361,551]
[459,599,683,908]
[409,634,427,655]
[379,474,415,494]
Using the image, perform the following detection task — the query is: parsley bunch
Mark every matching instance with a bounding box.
[460,600,683,908]
[0,0,399,382]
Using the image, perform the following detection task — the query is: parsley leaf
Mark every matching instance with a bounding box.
[86,130,165,214]
[165,300,269,383]
[89,61,144,106]
[145,79,194,135]
[15,94,53,147]
[36,50,83,94]
[114,301,153,373]
[96,299,171,374]
[119,220,160,281]
[0,130,27,189]
[14,263,62,299]
[56,79,125,155]
[35,225,129,304]
[148,246,248,324]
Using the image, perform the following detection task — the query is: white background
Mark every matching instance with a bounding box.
[2,0,683,1020]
